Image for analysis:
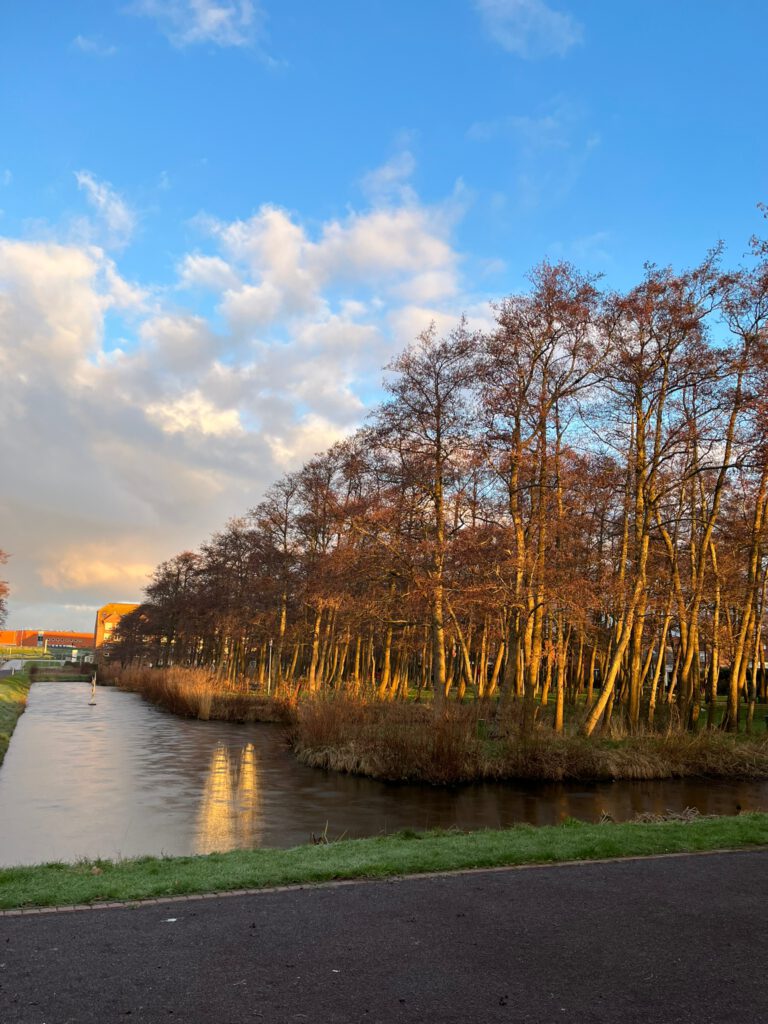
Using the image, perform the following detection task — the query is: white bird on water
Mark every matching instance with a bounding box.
[89,672,97,706]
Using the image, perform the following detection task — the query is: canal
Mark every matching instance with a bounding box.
[0,681,766,866]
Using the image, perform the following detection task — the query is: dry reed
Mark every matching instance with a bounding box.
[108,666,294,724]
[101,668,768,784]
[291,698,768,784]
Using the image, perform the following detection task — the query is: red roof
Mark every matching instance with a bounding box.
[0,629,93,648]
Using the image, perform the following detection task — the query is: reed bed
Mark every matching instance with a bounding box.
[290,698,483,785]
[291,698,768,784]
[101,667,768,783]
[106,666,295,724]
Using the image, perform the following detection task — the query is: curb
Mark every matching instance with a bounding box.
[2,845,767,918]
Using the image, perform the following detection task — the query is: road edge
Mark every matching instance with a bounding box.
[2,844,766,918]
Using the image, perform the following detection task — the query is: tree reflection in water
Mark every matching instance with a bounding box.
[195,742,261,854]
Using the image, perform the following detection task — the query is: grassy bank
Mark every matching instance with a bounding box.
[0,668,31,767]
[1,813,766,911]
[0,647,57,661]
[292,699,768,784]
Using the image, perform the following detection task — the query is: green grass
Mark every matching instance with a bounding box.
[0,668,30,767]
[0,648,57,661]
[1,814,767,911]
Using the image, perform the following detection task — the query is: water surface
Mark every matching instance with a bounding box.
[0,682,765,866]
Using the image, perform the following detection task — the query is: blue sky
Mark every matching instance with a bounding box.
[0,0,766,630]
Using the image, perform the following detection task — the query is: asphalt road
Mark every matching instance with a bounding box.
[1,851,766,1024]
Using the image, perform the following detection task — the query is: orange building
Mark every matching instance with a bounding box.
[93,603,140,649]
[0,629,93,650]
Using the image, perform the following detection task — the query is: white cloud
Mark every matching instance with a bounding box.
[139,314,219,372]
[361,150,417,204]
[313,207,457,283]
[0,170,11,187]
[102,261,151,312]
[40,549,153,591]
[131,0,261,48]
[75,171,136,249]
[0,152,478,630]
[72,35,117,57]
[146,391,244,436]
[0,240,105,370]
[220,281,287,332]
[178,253,241,291]
[265,413,348,469]
[394,270,460,304]
[206,196,460,336]
[475,0,583,59]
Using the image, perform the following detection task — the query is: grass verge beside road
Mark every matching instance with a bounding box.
[1,813,767,911]
[0,668,30,767]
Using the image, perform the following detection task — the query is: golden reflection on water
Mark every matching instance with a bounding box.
[195,742,261,854]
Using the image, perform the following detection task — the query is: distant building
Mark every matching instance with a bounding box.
[0,629,94,662]
[0,629,93,650]
[93,603,140,650]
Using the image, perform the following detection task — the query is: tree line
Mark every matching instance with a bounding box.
[113,239,768,737]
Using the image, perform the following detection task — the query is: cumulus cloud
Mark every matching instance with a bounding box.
[130,0,262,48]
[265,413,350,469]
[0,154,485,630]
[474,0,583,59]
[146,391,244,436]
[205,197,460,334]
[314,206,458,283]
[0,240,106,370]
[178,253,241,292]
[138,314,220,372]
[75,171,136,249]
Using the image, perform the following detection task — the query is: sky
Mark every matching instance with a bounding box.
[0,0,766,632]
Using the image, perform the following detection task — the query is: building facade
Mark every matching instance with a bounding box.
[93,603,140,650]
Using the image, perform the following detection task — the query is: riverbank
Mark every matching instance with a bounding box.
[291,698,768,783]
[30,667,92,682]
[1,812,767,911]
[0,668,30,767]
[103,668,768,784]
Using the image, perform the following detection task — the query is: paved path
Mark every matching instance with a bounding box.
[1,851,766,1023]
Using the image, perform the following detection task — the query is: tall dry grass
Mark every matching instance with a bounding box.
[290,699,484,785]
[100,667,768,784]
[291,698,768,784]
[108,666,295,723]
